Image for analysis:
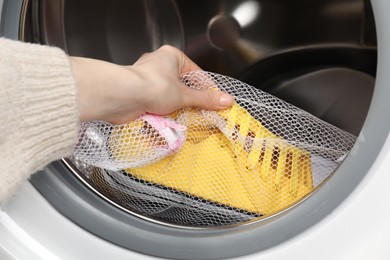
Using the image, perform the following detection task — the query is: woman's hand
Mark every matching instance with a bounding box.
[70,45,234,124]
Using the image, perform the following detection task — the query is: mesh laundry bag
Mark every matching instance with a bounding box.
[72,71,357,226]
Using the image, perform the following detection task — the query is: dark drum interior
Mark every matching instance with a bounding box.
[240,47,376,135]
[23,0,377,137]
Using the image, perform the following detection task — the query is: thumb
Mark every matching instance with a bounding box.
[182,87,234,110]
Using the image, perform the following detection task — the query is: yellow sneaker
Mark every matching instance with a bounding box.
[121,102,313,216]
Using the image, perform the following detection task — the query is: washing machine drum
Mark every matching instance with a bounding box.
[15,0,380,258]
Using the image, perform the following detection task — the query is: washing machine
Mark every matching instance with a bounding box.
[1,0,390,259]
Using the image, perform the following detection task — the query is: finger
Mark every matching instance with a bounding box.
[132,51,152,65]
[157,45,202,73]
[180,53,202,73]
[182,86,234,110]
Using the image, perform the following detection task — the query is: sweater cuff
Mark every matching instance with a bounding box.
[0,39,79,204]
[20,45,79,171]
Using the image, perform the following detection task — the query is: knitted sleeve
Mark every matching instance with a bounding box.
[0,38,79,205]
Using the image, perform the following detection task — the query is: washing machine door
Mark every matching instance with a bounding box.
[1,0,390,259]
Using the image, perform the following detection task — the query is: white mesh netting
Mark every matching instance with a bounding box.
[71,71,356,226]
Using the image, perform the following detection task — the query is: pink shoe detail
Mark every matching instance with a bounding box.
[139,114,187,152]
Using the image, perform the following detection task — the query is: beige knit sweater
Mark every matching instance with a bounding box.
[0,38,79,205]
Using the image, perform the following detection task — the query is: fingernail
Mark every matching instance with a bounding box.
[219,93,234,107]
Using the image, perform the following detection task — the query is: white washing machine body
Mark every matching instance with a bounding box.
[1,0,390,259]
[1,138,390,260]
